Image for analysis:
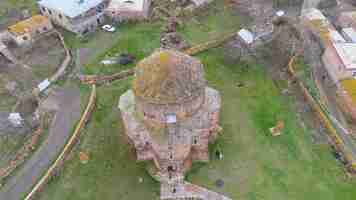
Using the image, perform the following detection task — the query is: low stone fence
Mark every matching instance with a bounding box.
[0,128,43,184]
[184,32,237,56]
[288,55,356,173]
[24,85,97,200]
[79,69,135,85]
[49,31,72,83]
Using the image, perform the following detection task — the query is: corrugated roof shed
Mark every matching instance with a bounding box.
[8,15,50,35]
[38,0,104,18]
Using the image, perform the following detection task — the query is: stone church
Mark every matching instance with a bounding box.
[119,49,231,200]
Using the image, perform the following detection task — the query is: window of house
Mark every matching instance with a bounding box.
[58,14,62,19]
[352,71,356,77]
[23,36,28,40]
[43,27,48,31]
[48,9,52,15]
[41,7,46,13]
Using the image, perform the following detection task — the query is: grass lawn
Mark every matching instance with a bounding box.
[33,1,356,200]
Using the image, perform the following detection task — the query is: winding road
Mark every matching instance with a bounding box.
[0,87,81,200]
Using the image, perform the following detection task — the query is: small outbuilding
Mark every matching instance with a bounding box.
[7,15,53,46]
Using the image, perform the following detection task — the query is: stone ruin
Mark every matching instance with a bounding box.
[119,49,231,200]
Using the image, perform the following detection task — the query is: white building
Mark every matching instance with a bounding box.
[106,0,151,22]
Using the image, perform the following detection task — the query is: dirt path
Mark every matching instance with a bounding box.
[0,86,81,200]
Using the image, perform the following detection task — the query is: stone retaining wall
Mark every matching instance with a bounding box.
[0,128,43,184]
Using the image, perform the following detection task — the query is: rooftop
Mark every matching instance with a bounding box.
[8,15,50,35]
[38,0,104,18]
[132,50,206,104]
[333,43,356,70]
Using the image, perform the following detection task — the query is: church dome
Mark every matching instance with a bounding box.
[133,50,206,104]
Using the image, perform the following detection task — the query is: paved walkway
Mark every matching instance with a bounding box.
[0,87,81,200]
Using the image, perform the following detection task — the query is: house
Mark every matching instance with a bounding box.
[322,42,356,84]
[38,0,108,34]
[303,9,356,85]
[303,9,356,122]
[7,15,53,46]
[105,0,151,22]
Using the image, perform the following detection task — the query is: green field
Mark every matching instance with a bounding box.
[5,1,354,200]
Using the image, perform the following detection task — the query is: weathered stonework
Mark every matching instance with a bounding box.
[119,49,231,200]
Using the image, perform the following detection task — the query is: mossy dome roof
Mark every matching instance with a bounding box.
[133,49,206,104]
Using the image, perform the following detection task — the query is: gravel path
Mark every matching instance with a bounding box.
[0,86,81,200]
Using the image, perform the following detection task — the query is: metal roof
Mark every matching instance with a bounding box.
[38,0,104,18]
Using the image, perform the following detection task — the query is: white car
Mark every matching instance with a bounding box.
[102,25,116,32]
